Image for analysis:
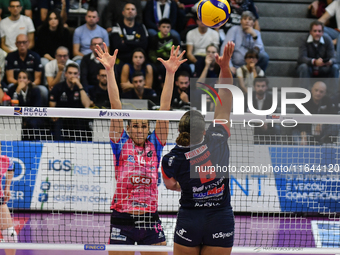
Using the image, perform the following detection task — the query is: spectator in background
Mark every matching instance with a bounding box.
[186,16,219,73]
[195,44,220,79]
[0,71,4,103]
[319,0,340,64]
[121,48,153,93]
[143,0,181,43]
[80,37,104,92]
[293,81,335,145]
[297,20,339,90]
[35,10,73,66]
[104,0,143,33]
[0,49,6,81]
[121,71,159,109]
[246,77,279,142]
[0,0,32,20]
[35,10,72,67]
[49,63,92,141]
[222,0,260,35]
[0,66,6,90]
[171,71,190,109]
[5,34,42,85]
[89,67,110,109]
[0,0,35,53]
[45,46,76,90]
[39,0,68,24]
[221,11,269,75]
[309,0,333,19]
[148,18,180,63]
[73,7,109,63]
[7,70,44,137]
[236,49,264,93]
[148,18,180,89]
[110,3,148,64]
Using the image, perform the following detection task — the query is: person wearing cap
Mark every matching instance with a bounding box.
[220,11,269,75]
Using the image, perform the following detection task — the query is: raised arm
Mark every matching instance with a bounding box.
[4,170,13,202]
[155,46,187,144]
[95,43,123,142]
[214,42,235,128]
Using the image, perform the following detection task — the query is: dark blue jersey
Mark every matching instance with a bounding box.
[162,123,231,209]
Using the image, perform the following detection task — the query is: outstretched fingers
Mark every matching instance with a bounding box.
[113,49,118,58]
[178,49,186,60]
[157,57,166,66]
[174,45,180,56]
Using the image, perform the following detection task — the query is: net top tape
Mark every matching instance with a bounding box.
[1,106,340,124]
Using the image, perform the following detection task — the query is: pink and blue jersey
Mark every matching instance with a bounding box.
[110,130,164,213]
[0,155,14,198]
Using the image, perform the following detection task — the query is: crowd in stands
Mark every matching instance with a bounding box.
[0,0,339,144]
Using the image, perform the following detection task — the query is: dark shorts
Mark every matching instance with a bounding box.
[0,197,5,205]
[174,206,234,247]
[109,210,166,245]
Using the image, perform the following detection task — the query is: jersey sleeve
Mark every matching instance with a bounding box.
[110,129,129,166]
[162,154,175,179]
[206,121,231,140]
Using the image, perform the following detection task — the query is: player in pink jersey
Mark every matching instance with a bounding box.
[0,151,17,255]
[96,43,186,254]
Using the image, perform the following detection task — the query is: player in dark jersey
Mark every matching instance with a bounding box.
[0,151,17,255]
[162,42,235,255]
[95,43,186,254]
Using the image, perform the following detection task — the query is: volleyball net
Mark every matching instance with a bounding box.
[0,106,339,253]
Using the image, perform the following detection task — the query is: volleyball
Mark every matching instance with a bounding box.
[197,0,231,28]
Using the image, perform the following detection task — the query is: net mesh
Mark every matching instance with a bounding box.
[0,107,339,251]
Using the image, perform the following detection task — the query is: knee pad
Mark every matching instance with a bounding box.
[2,227,18,243]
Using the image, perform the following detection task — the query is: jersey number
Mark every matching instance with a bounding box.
[197,160,216,184]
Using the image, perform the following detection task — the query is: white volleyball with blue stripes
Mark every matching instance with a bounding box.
[197,0,231,28]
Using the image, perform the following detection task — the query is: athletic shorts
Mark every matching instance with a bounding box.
[0,197,5,205]
[109,210,166,245]
[174,206,234,247]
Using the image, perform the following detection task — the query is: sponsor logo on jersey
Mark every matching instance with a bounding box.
[147,150,153,157]
[185,145,208,159]
[168,156,175,166]
[212,133,224,137]
[130,175,152,185]
[193,184,225,199]
[132,201,148,208]
[192,185,204,192]
[212,231,234,239]
[127,155,135,163]
[194,202,221,207]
